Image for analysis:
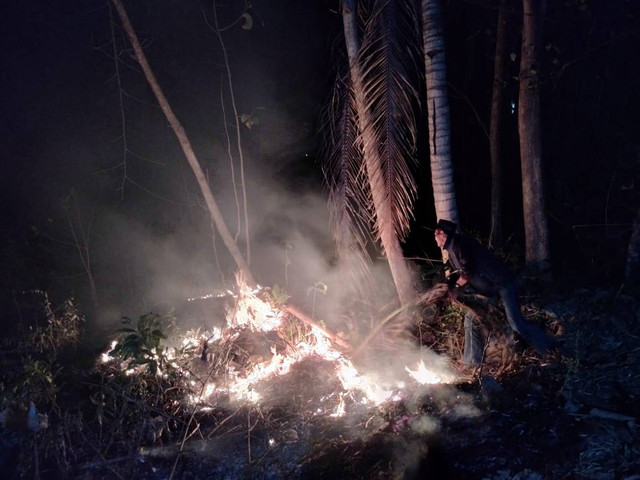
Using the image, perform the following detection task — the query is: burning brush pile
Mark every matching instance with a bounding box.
[0,281,466,479]
[102,281,457,413]
[91,280,461,478]
[6,283,639,479]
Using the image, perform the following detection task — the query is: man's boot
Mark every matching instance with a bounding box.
[463,311,484,366]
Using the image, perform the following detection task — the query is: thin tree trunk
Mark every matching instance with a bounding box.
[110,0,254,284]
[518,0,550,273]
[342,0,417,306]
[66,191,98,309]
[422,0,459,226]
[489,0,508,249]
[211,2,251,265]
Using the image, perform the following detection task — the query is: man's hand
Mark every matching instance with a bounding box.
[447,275,470,302]
[447,281,460,301]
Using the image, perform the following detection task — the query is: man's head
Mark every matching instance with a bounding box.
[434,219,457,247]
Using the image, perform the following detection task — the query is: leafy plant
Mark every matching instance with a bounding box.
[109,313,170,375]
[306,281,328,297]
[307,281,328,320]
[31,292,84,358]
[269,285,290,307]
[16,356,60,406]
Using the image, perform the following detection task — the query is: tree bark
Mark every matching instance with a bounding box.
[518,0,550,274]
[110,0,254,284]
[489,0,508,249]
[422,0,459,227]
[342,0,418,306]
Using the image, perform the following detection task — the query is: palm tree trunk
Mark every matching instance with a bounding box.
[342,0,417,305]
[422,0,459,226]
[489,0,508,249]
[110,0,254,285]
[518,0,550,274]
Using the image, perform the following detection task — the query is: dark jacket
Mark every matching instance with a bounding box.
[444,233,514,296]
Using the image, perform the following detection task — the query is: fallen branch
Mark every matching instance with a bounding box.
[284,305,351,351]
[351,303,412,359]
[351,283,450,358]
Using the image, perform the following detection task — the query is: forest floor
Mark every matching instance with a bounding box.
[1,285,639,479]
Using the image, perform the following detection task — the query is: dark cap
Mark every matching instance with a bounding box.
[435,219,457,236]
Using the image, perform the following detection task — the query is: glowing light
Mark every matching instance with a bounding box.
[228,283,283,331]
[204,383,216,397]
[330,395,346,417]
[405,360,444,385]
[100,340,118,363]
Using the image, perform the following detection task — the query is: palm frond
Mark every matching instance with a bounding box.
[321,70,375,295]
[358,0,422,241]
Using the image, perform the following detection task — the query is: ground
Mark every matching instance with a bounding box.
[1,287,639,479]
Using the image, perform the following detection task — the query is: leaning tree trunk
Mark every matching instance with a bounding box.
[110,0,254,285]
[518,0,550,274]
[488,0,508,249]
[342,0,418,306]
[422,0,459,227]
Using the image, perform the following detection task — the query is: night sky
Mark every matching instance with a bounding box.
[1,0,639,335]
[1,0,342,330]
[1,0,338,212]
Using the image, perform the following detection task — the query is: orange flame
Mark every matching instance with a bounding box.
[102,280,453,416]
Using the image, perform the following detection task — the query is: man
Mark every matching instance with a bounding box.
[434,219,551,365]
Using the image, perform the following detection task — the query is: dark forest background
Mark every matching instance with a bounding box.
[1,0,638,340]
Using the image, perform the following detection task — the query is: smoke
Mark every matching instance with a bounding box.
[0,0,343,339]
[87,149,354,339]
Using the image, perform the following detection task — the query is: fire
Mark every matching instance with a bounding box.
[331,394,346,417]
[228,283,283,332]
[102,280,456,416]
[405,359,447,385]
[100,340,118,363]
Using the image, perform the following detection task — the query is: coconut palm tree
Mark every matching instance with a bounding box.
[421,0,459,227]
[328,0,422,306]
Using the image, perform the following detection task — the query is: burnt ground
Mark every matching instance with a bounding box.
[1,287,640,479]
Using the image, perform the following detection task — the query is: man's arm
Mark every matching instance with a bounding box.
[450,236,475,285]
